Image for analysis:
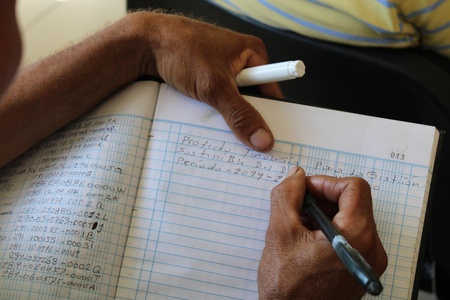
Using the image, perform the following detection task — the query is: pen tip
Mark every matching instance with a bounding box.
[366,280,383,296]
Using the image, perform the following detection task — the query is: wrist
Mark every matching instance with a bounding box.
[85,11,167,85]
[114,11,173,80]
[94,12,156,82]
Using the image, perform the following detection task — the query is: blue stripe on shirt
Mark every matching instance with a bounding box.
[376,0,398,8]
[220,0,246,13]
[307,0,406,35]
[259,0,413,45]
[420,21,450,34]
[404,0,445,18]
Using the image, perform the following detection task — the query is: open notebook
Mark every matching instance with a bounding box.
[0,81,440,299]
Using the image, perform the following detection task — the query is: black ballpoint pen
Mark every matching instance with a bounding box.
[303,193,383,296]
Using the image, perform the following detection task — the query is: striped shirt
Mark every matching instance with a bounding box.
[208,0,450,58]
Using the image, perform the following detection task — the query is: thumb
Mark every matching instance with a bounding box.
[269,166,307,233]
[215,88,275,152]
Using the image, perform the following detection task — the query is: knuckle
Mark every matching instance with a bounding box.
[346,177,372,202]
[269,186,280,199]
[270,181,290,201]
[349,176,371,190]
[228,104,257,130]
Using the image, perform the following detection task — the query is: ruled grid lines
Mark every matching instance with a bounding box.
[117,119,430,300]
[0,113,152,300]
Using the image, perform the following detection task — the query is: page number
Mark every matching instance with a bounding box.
[390,152,405,160]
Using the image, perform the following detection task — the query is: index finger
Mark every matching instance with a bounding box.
[305,175,376,245]
[267,166,310,244]
[306,175,374,218]
[236,38,284,100]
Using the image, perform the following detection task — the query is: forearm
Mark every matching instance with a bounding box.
[0,11,281,167]
[0,13,157,167]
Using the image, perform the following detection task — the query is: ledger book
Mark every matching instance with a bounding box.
[0,81,440,299]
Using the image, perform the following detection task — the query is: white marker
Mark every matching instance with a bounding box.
[235,60,305,87]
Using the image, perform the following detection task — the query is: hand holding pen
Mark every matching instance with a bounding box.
[258,166,387,300]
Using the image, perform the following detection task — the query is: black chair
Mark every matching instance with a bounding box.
[128,1,450,298]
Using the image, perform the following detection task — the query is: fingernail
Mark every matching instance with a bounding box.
[287,166,299,177]
[249,128,272,151]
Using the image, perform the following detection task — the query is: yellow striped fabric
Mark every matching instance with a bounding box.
[207,0,450,58]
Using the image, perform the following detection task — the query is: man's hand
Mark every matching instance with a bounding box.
[127,12,283,152]
[258,166,387,299]
[0,11,282,167]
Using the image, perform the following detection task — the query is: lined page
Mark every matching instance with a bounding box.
[117,84,439,299]
[0,81,158,300]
